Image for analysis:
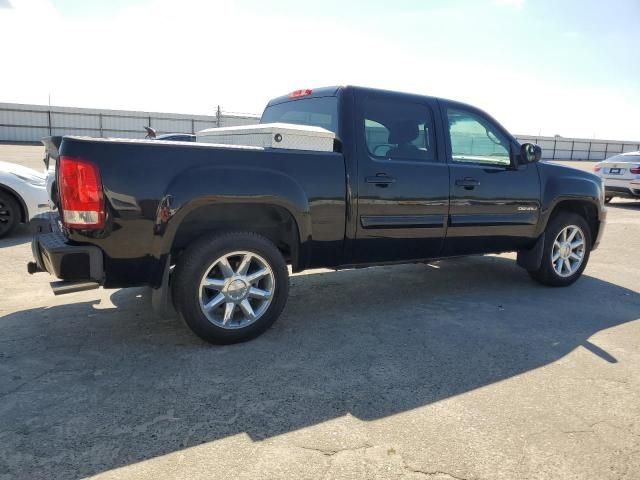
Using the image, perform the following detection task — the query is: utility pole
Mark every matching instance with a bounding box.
[216,105,222,127]
[48,91,52,136]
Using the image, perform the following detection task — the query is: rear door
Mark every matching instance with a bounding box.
[442,103,541,255]
[352,92,449,264]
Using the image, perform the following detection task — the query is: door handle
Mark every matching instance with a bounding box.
[366,174,396,186]
[455,177,480,190]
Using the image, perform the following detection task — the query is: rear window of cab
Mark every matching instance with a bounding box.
[260,97,339,133]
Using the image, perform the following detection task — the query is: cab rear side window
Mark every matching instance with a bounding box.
[363,97,436,162]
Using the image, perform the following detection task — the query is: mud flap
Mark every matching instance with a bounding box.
[151,254,176,317]
[517,233,545,271]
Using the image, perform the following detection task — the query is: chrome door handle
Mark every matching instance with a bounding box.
[366,174,396,186]
[455,177,480,189]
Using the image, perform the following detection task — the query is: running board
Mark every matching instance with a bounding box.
[50,281,100,295]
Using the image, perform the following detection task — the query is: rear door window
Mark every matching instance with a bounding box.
[363,97,436,162]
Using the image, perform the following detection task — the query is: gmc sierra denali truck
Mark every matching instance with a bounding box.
[29,86,606,344]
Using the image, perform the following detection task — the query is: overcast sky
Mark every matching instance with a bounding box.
[1,0,638,140]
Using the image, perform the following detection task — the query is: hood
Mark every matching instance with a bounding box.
[538,161,599,181]
[0,161,46,180]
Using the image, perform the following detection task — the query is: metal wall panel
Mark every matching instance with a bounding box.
[51,128,102,138]
[0,125,49,142]
[622,144,640,153]
[537,140,556,149]
[0,109,49,127]
[52,112,100,129]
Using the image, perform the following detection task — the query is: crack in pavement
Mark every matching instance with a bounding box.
[296,443,373,457]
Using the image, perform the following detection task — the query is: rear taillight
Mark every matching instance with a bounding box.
[59,156,105,229]
[630,165,640,174]
[593,165,601,172]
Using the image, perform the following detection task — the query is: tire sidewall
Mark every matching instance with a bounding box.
[0,191,20,239]
[173,232,289,344]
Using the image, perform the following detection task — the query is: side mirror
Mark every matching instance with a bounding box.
[520,143,542,163]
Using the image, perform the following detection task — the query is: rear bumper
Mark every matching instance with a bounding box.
[605,185,640,199]
[29,213,104,283]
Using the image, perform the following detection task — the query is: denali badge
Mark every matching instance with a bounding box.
[518,206,538,211]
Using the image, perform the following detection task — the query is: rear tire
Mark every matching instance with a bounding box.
[604,196,613,204]
[528,212,591,287]
[0,190,20,239]
[172,231,289,344]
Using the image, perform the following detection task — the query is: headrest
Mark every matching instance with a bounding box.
[388,120,419,144]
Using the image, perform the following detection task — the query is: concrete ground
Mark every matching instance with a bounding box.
[0,145,639,480]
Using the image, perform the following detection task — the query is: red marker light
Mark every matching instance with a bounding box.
[288,89,312,99]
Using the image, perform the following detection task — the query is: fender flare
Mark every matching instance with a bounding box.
[536,174,603,236]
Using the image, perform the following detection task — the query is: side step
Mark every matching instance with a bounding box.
[50,281,100,296]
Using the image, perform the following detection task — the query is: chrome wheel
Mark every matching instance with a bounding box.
[551,225,585,277]
[198,251,275,329]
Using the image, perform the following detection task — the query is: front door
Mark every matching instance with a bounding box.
[443,104,541,255]
[353,93,449,264]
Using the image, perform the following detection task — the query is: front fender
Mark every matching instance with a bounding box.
[154,164,311,256]
[537,166,604,236]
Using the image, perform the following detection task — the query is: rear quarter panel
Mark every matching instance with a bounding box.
[59,137,346,287]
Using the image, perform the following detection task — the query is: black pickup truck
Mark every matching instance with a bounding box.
[30,86,606,344]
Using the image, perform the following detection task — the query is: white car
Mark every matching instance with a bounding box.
[594,151,640,203]
[0,161,51,238]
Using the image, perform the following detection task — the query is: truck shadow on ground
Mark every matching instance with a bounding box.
[606,199,640,210]
[0,225,31,248]
[1,256,639,479]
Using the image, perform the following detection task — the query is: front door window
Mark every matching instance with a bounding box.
[447,108,511,166]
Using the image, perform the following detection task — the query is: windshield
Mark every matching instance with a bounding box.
[260,96,339,134]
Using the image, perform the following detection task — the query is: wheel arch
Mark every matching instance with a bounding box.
[545,199,600,247]
[167,202,303,271]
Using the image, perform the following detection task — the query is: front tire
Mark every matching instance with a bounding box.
[0,190,20,239]
[528,212,591,287]
[172,232,289,344]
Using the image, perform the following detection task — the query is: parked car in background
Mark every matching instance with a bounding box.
[593,151,640,203]
[0,161,50,238]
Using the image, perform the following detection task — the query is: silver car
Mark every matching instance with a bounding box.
[594,151,640,203]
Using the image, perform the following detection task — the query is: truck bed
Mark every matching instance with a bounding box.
[51,136,347,287]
